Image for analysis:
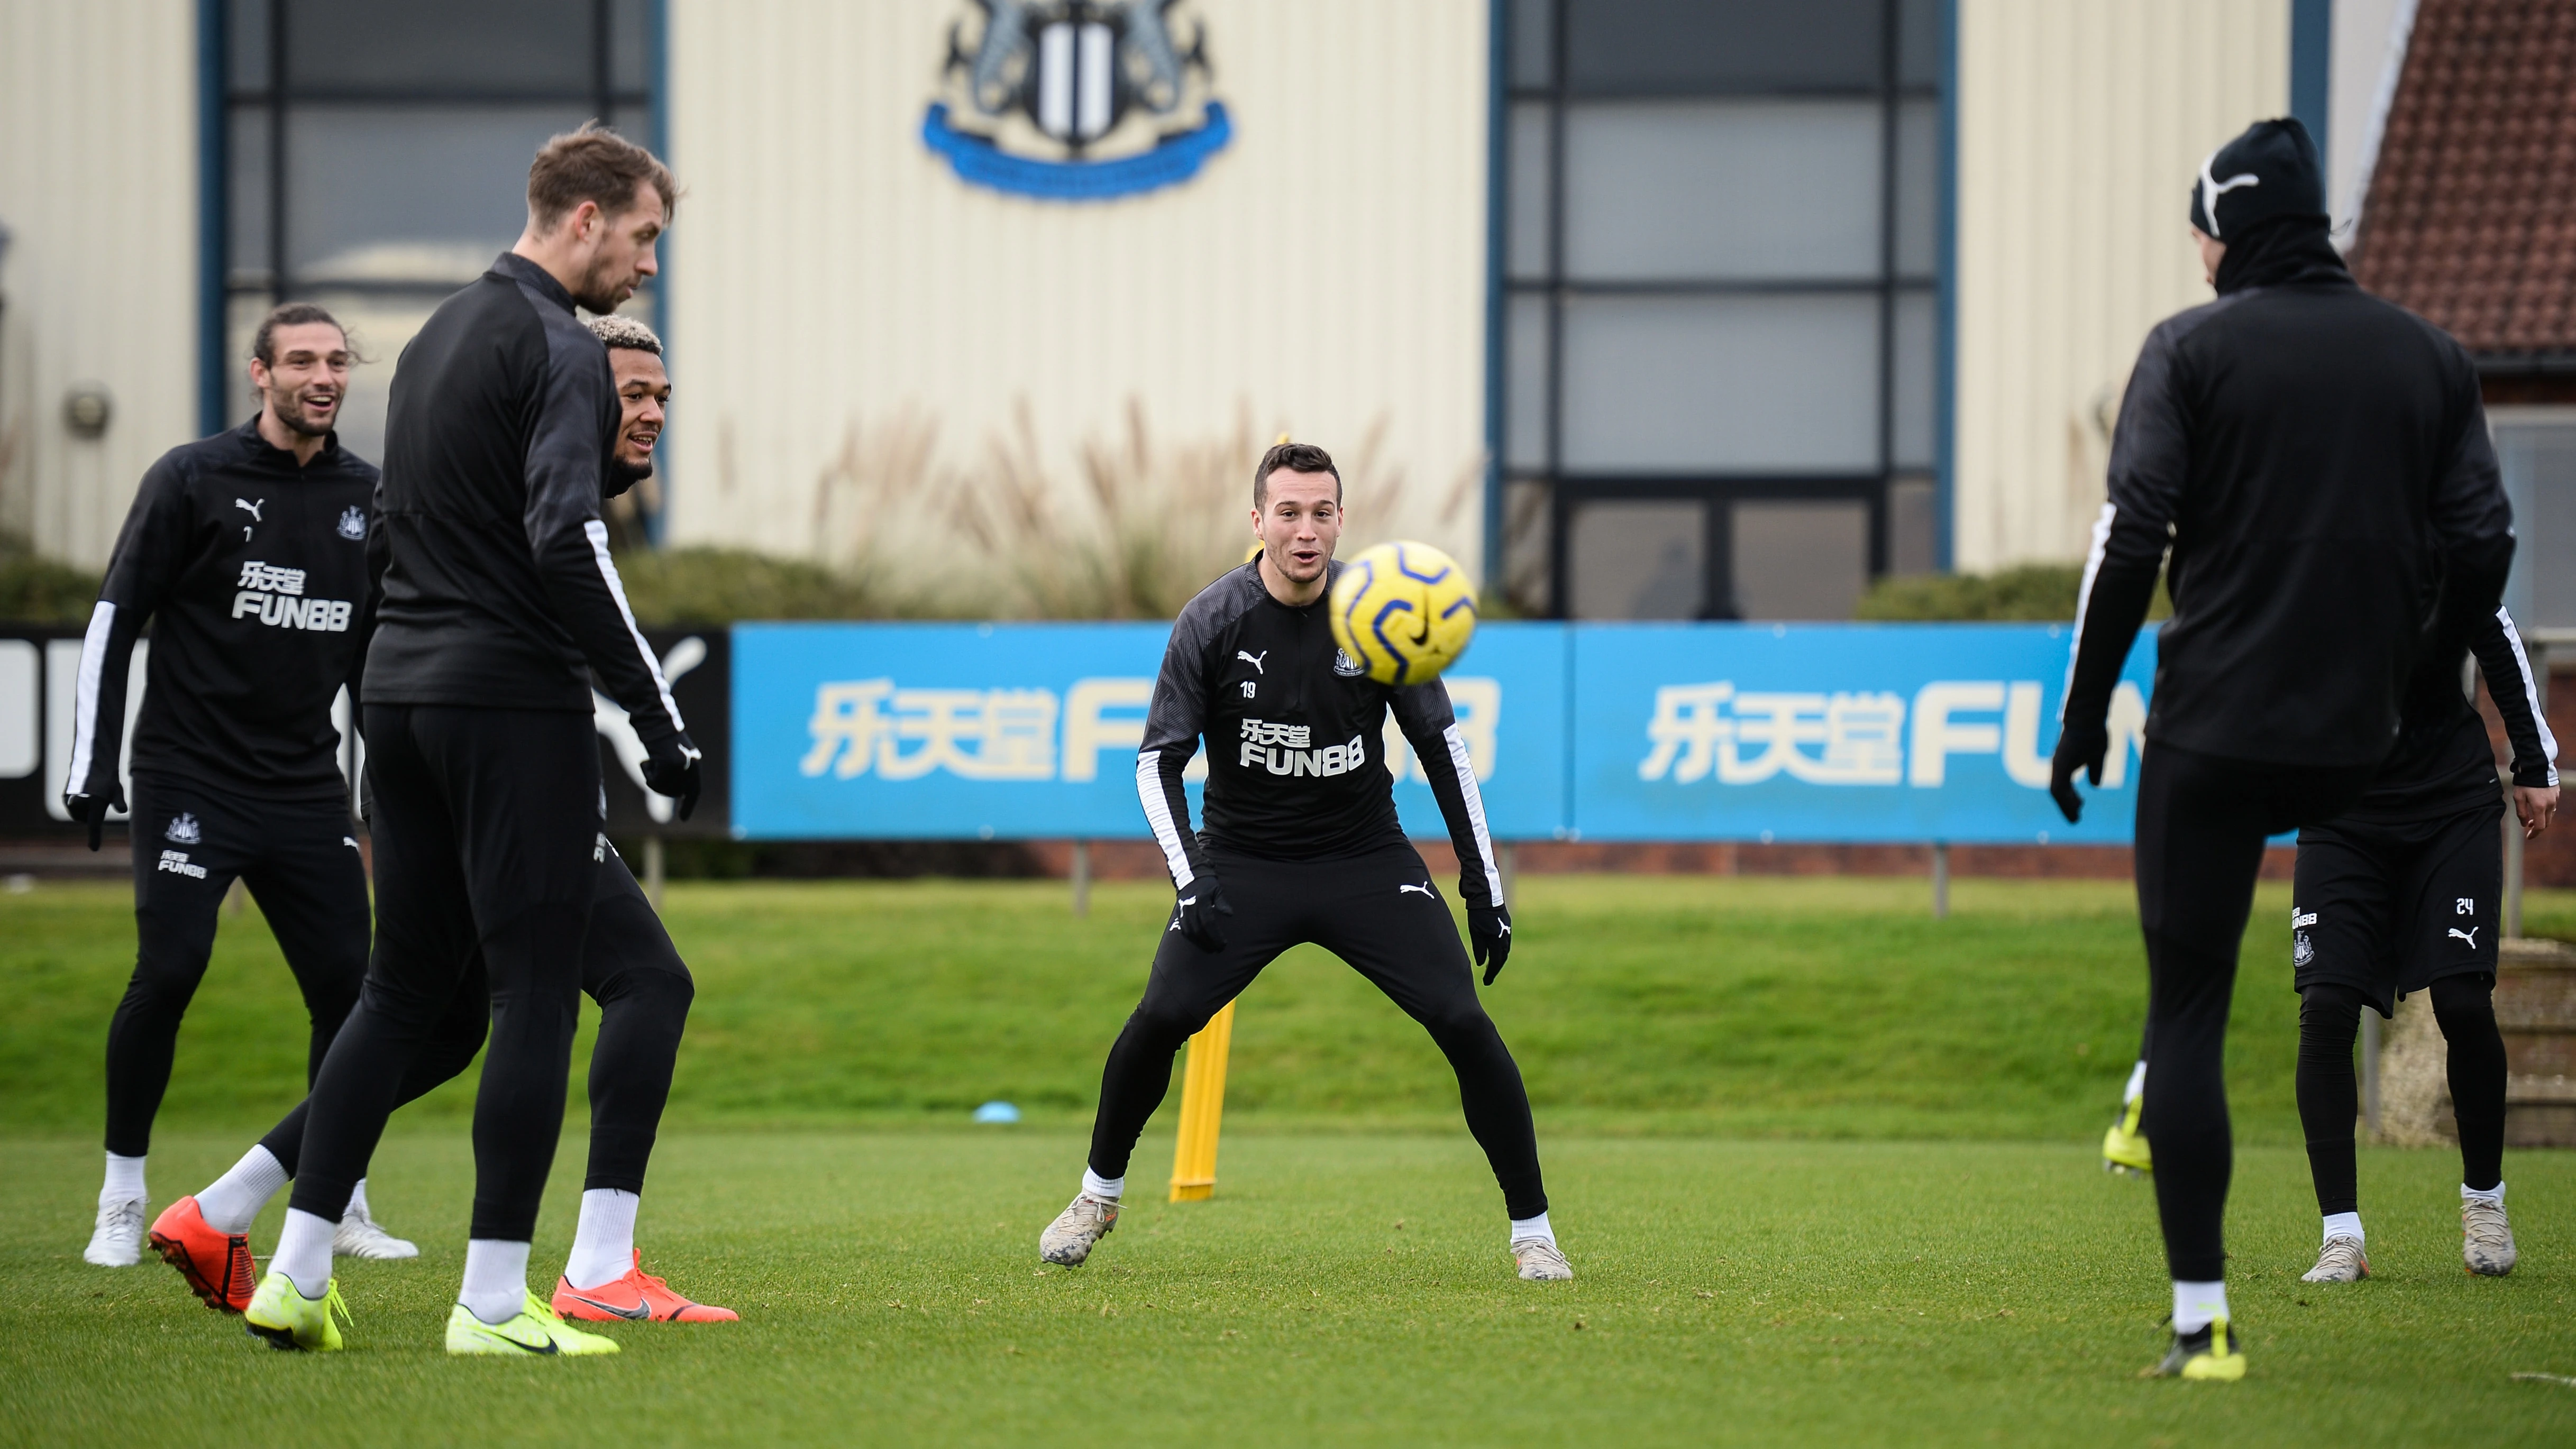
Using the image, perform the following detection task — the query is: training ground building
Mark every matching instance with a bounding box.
[1,0,2569,633]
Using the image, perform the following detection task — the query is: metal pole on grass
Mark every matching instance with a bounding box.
[1071,839,1091,918]
[644,834,665,913]
[1931,841,1949,919]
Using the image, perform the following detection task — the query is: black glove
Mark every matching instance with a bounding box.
[640,731,704,823]
[66,785,125,852]
[1170,878,1234,953]
[2049,718,2108,825]
[1469,901,1513,984]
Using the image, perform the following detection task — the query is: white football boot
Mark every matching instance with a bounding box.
[334,1202,419,1260]
[2463,1196,2516,1277]
[84,1196,146,1267]
[2300,1235,2369,1283]
[1039,1194,1119,1267]
[1513,1238,1575,1281]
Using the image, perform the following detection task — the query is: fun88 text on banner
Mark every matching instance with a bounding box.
[728,622,1567,841]
[1568,623,2157,845]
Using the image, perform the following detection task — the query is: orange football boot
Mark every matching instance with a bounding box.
[148,1196,254,1313]
[552,1252,738,1323]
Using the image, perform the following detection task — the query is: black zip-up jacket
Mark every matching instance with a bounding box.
[68,418,378,804]
[1138,558,1504,907]
[2062,223,2515,769]
[363,253,682,739]
[2344,606,2560,823]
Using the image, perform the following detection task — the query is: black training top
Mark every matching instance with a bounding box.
[2062,224,2515,769]
[362,253,683,740]
[2342,607,2560,824]
[68,418,379,804]
[1137,557,1504,908]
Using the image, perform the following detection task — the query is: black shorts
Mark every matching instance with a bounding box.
[2292,801,2502,1015]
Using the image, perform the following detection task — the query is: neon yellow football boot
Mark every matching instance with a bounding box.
[242,1270,351,1352]
[2144,1313,2245,1381]
[445,1290,622,1356]
[2101,1093,2152,1177]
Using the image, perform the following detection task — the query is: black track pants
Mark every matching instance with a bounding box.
[287,705,600,1243]
[2297,976,2507,1213]
[1088,843,1547,1219]
[257,848,690,1196]
[105,774,369,1157]
[2132,742,2375,1282]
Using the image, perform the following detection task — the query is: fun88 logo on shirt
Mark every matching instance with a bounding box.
[233,561,353,632]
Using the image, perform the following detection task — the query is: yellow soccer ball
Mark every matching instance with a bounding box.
[1328,540,1478,686]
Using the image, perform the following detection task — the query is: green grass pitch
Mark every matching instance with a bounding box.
[5,876,2574,1445]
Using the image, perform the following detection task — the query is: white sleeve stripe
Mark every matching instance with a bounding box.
[66,600,115,788]
[1441,723,1505,905]
[582,520,685,737]
[2496,607,2561,785]
[1136,749,1194,887]
[2061,502,2116,720]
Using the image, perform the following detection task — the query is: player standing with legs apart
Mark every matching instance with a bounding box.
[149,315,731,1325]
[1038,442,1568,1281]
[69,305,416,1269]
[241,126,700,1356]
[2292,608,2556,1283]
[2050,118,2514,1380]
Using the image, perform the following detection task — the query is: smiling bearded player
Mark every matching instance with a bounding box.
[147,312,733,1329]
[1037,441,1568,1282]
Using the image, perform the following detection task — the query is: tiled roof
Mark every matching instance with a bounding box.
[2351,0,2576,359]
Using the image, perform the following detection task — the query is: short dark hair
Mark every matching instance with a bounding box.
[251,302,348,366]
[527,123,678,231]
[1254,441,1341,506]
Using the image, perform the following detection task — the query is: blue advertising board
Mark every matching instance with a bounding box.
[729,621,1569,842]
[729,620,2154,845]
[1566,623,2154,844]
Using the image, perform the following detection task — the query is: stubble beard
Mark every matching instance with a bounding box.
[268,388,335,438]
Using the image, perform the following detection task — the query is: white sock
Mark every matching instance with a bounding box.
[196,1145,289,1235]
[2322,1212,2363,1245]
[2123,1060,2147,1104]
[101,1152,145,1206]
[461,1240,532,1325]
[2172,1279,2227,1335]
[346,1177,372,1220]
[564,1189,641,1291]
[1510,1211,1556,1248]
[2464,1180,2505,1204]
[273,1208,337,1299]
[1082,1168,1124,1202]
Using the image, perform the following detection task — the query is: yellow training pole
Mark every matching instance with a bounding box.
[1168,1001,1236,1202]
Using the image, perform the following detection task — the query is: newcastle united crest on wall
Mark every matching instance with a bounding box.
[922,1,1231,201]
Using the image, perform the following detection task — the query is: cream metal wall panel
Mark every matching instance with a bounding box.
[665,0,1490,568]
[1952,0,2287,572]
[0,0,200,567]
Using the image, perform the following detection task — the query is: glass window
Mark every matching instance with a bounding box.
[1894,98,1939,277]
[228,107,271,287]
[612,0,655,95]
[1569,500,1707,619]
[284,0,593,95]
[1500,0,1947,617]
[1731,500,1870,619]
[1564,99,1881,281]
[1568,0,1885,95]
[1891,288,1938,470]
[2496,417,2576,632]
[1560,293,1881,473]
[230,0,271,91]
[287,106,590,282]
[1508,103,1554,280]
[1506,295,1552,470]
[1511,0,1555,88]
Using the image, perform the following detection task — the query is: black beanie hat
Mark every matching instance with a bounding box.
[2188,117,2326,240]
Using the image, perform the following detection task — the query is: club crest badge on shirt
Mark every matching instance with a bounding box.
[337,506,367,540]
[1332,648,1366,678]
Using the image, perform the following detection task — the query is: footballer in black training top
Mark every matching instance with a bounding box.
[68,302,419,1271]
[1037,441,1570,1283]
